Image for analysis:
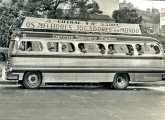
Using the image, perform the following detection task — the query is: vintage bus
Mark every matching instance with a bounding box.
[2,31,165,89]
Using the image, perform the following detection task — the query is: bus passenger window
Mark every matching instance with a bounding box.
[126,45,134,55]
[47,42,58,52]
[114,44,128,54]
[19,41,32,51]
[61,42,75,52]
[79,43,105,54]
[79,43,87,53]
[108,44,116,55]
[19,41,43,51]
[154,46,160,54]
[142,44,155,54]
[136,44,144,55]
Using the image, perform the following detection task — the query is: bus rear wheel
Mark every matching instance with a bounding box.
[23,72,42,89]
[112,73,129,90]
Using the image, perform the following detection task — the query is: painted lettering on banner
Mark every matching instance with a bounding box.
[21,17,142,35]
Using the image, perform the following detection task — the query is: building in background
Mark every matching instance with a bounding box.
[119,0,127,9]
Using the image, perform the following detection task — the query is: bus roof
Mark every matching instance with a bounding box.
[12,31,159,43]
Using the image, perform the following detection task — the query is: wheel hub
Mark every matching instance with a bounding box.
[117,76,126,86]
[27,74,39,86]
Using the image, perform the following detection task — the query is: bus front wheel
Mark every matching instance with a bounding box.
[23,72,42,89]
[112,73,129,90]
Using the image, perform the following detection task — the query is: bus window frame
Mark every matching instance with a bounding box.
[59,41,76,53]
[47,42,59,52]
[134,42,162,56]
[78,42,106,55]
[18,40,43,53]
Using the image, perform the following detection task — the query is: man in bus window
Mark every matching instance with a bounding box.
[126,45,134,55]
[154,46,160,54]
[100,46,105,54]
[79,44,87,53]
[108,45,116,55]
[62,45,68,52]
[136,44,144,55]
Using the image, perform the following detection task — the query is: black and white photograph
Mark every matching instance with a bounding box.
[0,0,165,120]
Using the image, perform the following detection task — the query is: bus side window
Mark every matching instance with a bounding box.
[79,43,105,54]
[19,41,32,51]
[142,44,156,54]
[61,42,75,52]
[47,42,58,52]
[114,44,132,55]
[108,44,116,55]
[19,41,43,51]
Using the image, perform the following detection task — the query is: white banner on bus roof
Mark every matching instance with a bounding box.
[21,17,142,35]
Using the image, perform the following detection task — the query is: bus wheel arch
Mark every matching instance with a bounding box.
[112,73,130,90]
[22,71,42,89]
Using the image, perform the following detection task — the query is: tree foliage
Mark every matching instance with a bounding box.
[67,0,103,20]
[0,0,103,47]
[112,7,143,24]
[0,0,25,47]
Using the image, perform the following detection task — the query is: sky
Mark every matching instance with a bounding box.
[119,0,165,11]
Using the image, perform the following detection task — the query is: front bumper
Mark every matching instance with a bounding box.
[2,68,19,80]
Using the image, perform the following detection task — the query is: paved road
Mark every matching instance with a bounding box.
[0,84,165,120]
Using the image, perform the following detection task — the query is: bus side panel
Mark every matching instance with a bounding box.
[43,73,76,83]
[76,73,108,82]
[134,73,162,82]
[12,57,45,67]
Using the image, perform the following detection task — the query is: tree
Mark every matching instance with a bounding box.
[0,0,105,47]
[67,0,103,20]
[112,7,143,24]
[0,0,25,47]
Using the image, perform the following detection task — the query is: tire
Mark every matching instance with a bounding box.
[23,72,42,89]
[112,73,129,90]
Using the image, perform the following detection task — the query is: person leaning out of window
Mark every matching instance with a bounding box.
[136,44,144,55]
[107,45,116,55]
[126,45,134,55]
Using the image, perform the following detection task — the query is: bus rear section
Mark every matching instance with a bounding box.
[2,35,165,90]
